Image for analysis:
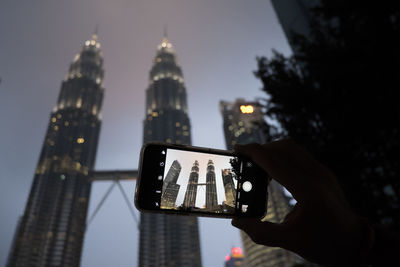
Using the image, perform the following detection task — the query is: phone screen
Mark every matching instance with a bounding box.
[161,148,240,214]
[136,144,269,218]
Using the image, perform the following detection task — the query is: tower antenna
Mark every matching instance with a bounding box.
[163,24,168,39]
[93,23,99,40]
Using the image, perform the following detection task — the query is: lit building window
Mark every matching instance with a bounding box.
[240,105,254,114]
[77,137,85,144]
[75,162,81,170]
[152,112,158,117]
[57,114,62,119]
[76,98,82,108]
[64,121,69,126]
[175,122,180,127]
[182,125,188,130]
[54,126,59,131]
[166,138,171,143]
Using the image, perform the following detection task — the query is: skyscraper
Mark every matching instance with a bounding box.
[271,0,320,55]
[7,34,104,267]
[220,99,300,267]
[183,161,200,209]
[161,160,182,209]
[205,160,218,210]
[220,99,273,149]
[221,169,236,208]
[139,35,202,267]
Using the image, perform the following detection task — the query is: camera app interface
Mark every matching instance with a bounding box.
[160,148,241,214]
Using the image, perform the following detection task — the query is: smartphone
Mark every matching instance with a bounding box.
[134,143,270,218]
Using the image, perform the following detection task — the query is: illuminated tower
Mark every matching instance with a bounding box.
[205,160,218,210]
[7,34,104,267]
[183,161,200,208]
[161,160,182,209]
[220,99,301,267]
[139,35,202,267]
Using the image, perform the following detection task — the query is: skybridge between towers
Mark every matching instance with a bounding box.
[85,170,140,230]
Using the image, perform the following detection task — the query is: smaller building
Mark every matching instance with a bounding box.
[220,98,300,267]
[225,247,244,267]
[161,160,181,209]
[220,99,274,150]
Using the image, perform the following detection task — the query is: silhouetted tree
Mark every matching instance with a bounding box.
[255,1,400,227]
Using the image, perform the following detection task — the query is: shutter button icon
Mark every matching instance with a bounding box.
[242,181,252,192]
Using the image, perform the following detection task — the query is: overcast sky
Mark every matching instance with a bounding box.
[0,0,291,266]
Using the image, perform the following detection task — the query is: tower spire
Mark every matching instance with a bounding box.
[93,24,99,41]
[161,25,169,46]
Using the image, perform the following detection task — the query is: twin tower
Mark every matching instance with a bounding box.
[8,33,204,267]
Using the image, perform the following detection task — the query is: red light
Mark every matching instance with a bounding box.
[240,105,254,114]
[225,255,231,261]
[232,247,243,256]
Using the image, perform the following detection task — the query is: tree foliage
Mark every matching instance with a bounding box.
[256,1,400,226]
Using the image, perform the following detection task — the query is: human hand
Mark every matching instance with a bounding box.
[231,139,374,267]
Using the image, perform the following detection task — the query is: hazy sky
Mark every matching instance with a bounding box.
[0,0,291,266]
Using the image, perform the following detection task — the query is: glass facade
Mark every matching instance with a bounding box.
[7,34,104,267]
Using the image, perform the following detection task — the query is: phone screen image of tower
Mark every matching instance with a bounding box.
[161,148,238,214]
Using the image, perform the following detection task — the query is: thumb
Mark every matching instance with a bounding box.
[232,218,287,248]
